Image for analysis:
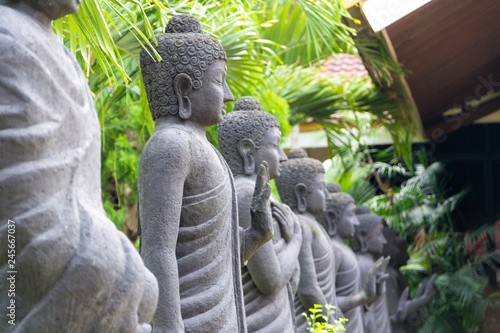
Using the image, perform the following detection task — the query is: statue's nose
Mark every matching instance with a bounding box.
[223,81,234,103]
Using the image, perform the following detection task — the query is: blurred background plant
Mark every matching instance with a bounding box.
[323,128,500,332]
[304,304,347,333]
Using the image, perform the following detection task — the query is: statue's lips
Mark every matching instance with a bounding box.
[221,109,226,116]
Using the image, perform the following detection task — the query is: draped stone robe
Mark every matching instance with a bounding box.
[178,148,245,332]
[295,215,339,333]
[358,254,391,333]
[0,4,157,333]
[237,182,296,333]
[138,125,246,333]
[333,241,365,333]
[386,265,415,333]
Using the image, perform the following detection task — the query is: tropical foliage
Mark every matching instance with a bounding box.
[371,162,499,333]
[324,140,499,332]
[53,0,406,242]
[303,304,346,333]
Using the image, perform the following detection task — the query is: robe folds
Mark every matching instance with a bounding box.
[0,5,157,333]
[175,149,246,332]
[334,243,365,333]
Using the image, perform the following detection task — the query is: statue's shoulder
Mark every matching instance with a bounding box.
[0,5,19,31]
[0,5,41,41]
[0,6,26,53]
[147,126,192,146]
[235,178,255,197]
[331,239,346,260]
[297,214,315,238]
[356,255,373,278]
[141,126,193,167]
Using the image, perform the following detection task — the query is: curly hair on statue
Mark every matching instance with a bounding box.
[352,212,383,253]
[140,14,227,120]
[217,96,280,176]
[275,149,324,210]
[317,184,355,231]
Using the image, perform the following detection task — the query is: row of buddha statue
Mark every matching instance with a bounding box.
[136,14,436,333]
[0,2,434,331]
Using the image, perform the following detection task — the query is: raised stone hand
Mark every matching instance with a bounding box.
[375,256,390,297]
[363,256,390,302]
[392,273,437,323]
[415,273,437,302]
[251,161,273,237]
[272,202,297,242]
[241,161,273,263]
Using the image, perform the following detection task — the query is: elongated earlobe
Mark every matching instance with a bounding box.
[238,139,256,175]
[326,211,337,236]
[358,232,367,253]
[174,73,192,119]
[294,183,307,213]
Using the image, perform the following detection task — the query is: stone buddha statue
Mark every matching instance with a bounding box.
[275,149,343,332]
[138,15,273,333]
[218,96,302,333]
[383,226,436,333]
[0,0,158,332]
[318,184,389,333]
[353,208,391,333]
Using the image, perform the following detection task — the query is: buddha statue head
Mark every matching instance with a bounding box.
[15,0,81,20]
[382,226,409,268]
[140,14,233,125]
[318,182,359,239]
[217,96,286,179]
[275,149,328,215]
[353,209,387,255]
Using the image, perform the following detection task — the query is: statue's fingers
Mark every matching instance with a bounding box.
[377,273,390,283]
[399,287,410,303]
[255,161,269,193]
[373,257,384,270]
[251,162,269,210]
[282,204,294,217]
[425,274,438,293]
[263,183,272,201]
[381,256,390,270]
[273,208,285,224]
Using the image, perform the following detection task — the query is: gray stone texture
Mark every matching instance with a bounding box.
[0,1,158,332]
[318,185,388,333]
[218,97,302,333]
[275,149,342,332]
[354,209,391,333]
[383,227,436,333]
[138,16,273,333]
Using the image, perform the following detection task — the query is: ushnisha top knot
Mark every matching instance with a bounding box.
[233,96,262,111]
[165,14,203,34]
[287,148,308,159]
[326,182,341,194]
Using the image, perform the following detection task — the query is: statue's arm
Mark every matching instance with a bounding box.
[239,162,273,264]
[138,134,190,333]
[245,204,302,295]
[391,274,436,323]
[296,224,328,313]
[337,292,369,312]
[337,256,389,312]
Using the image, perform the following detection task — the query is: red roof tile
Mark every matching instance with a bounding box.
[317,54,369,78]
